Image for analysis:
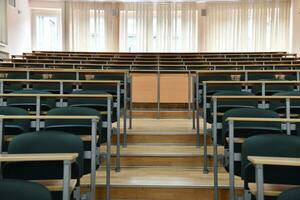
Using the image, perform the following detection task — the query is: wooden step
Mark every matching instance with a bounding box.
[81,167,243,200]
[132,110,192,119]
[101,145,223,167]
[113,133,212,145]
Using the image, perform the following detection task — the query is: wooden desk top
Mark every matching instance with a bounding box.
[0,153,78,162]
[248,156,300,167]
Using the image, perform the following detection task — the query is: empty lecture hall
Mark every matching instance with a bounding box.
[1,0,300,200]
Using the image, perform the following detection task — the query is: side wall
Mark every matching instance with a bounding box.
[0,0,31,56]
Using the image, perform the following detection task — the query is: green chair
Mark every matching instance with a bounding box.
[4,72,27,92]
[68,90,116,123]
[0,179,52,200]
[6,89,56,112]
[241,134,300,200]
[209,91,257,145]
[222,108,283,175]
[31,73,74,94]
[270,91,300,117]
[277,188,300,200]
[2,131,84,200]
[44,107,102,174]
[0,106,31,151]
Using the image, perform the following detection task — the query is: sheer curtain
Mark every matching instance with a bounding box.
[119,2,199,52]
[119,3,154,52]
[0,0,7,45]
[205,0,291,52]
[65,1,118,51]
[155,3,198,52]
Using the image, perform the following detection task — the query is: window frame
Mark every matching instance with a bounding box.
[31,9,62,51]
[0,0,8,46]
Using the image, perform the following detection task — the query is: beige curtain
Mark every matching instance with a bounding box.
[119,2,199,52]
[205,0,291,52]
[119,3,154,52]
[0,0,7,45]
[65,1,118,51]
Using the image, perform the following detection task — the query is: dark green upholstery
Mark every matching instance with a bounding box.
[251,80,294,95]
[45,107,102,137]
[32,82,73,94]
[4,73,26,92]
[277,188,300,200]
[222,108,283,176]
[248,74,275,80]
[31,73,74,93]
[199,75,242,107]
[0,179,51,200]
[6,90,56,112]
[68,90,116,122]
[0,106,31,152]
[2,131,84,200]
[270,91,300,116]
[241,135,300,191]
[208,90,257,126]
[0,106,30,135]
[44,107,102,174]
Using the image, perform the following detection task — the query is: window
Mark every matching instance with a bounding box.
[0,0,8,45]
[89,9,105,51]
[31,10,62,51]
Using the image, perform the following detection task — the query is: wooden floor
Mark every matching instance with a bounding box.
[81,118,242,200]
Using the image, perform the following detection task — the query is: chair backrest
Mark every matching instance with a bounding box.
[6,89,56,111]
[3,131,84,179]
[277,188,300,200]
[45,107,102,135]
[251,80,295,95]
[241,134,300,185]
[0,106,31,135]
[222,108,282,143]
[212,90,257,113]
[68,90,112,112]
[222,108,283,176]
[270,91,300,114]
[0,179,52,200]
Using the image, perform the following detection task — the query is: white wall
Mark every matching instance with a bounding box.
[0,0,31,56]
[292,0,300,56]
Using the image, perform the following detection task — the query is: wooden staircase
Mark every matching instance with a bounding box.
[81,119,243,200]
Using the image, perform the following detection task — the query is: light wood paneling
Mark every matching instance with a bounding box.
[132,73,157,103]
[160,74,189,103]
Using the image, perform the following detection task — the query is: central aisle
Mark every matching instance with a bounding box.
[81,119,243,200]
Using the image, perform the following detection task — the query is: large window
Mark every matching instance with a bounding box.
[206,0,291,52]
[119,3,198,52]
[89,9,105,51]
[0,0,8,45]
[31,9,62,51]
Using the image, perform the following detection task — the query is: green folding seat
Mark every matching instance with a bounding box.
[2,131,84,200]
[4,72,27,92]
[44,107,102,174]
[0,179,52,200]
[31,73,74,94]
[68,90,117,123]
[197,74,243,110]
[6,89,56,112]
[277,188,300,200]
[208,91,257,144]
[270,91,300,117]
[249,74,294,95]
[0,106,31,151]
[222,108,283,175]
[241,135,300,200]
[0,106,30,134]
[80,74,125,106]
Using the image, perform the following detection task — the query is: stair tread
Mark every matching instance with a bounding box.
[81,167,242,188]
[101,145,223,156]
